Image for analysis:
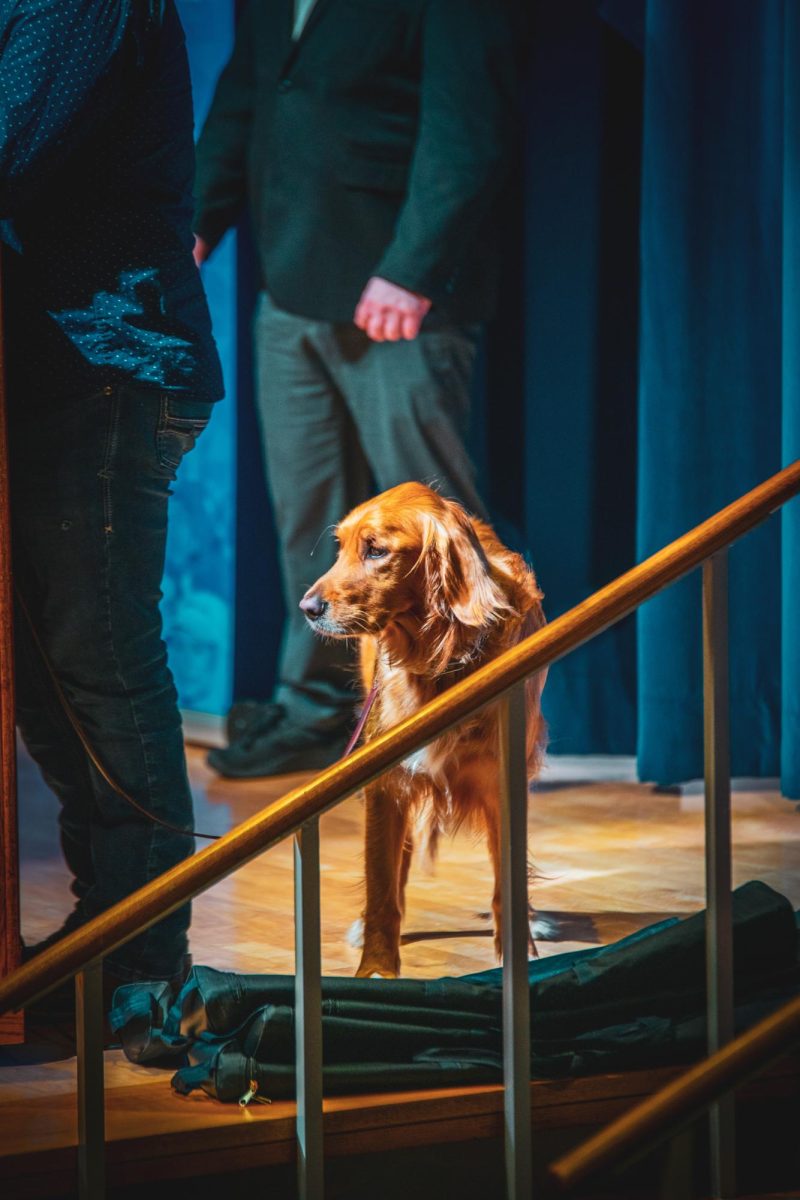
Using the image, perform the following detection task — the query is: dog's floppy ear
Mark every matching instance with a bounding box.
[420,504,513,671]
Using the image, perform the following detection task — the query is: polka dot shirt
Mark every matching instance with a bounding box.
[0,0,224,402]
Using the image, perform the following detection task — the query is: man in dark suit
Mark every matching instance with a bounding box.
[194,0,519,777]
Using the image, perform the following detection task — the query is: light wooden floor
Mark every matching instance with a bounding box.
[1,746,799,1193]
[16,746,800,983]
[4,745,799,1087]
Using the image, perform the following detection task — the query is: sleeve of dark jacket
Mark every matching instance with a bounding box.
[0,0,130,217]
[192,0,256,249]
[374,0,518,305]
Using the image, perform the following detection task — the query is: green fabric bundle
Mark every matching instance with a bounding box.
[110,881,799,1103]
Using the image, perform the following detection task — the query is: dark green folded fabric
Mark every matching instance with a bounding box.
[171,1051,503,1103]
[110,880,799,1102]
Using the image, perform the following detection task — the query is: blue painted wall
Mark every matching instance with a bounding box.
[162,1,237,716]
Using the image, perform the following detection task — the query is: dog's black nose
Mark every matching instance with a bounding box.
[300,592,327,619]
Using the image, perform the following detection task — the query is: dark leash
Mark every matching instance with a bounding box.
[15,585,378,843]
[17,606,540,960]
[342,682,379,757]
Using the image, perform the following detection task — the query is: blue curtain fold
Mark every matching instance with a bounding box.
[511,0,798,793]
[635,0,795,790]
[163,3,238,717]
[518,2,641,756]
[781,0,800,796]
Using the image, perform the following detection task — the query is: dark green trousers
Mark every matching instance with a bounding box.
[254,289,485,728]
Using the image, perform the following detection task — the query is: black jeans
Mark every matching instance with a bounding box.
[9,382,211,981]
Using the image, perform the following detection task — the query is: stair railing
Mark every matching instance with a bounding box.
[1,460,799,1200]
[546,987,800,1195]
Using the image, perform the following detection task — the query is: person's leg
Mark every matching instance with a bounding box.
[10,383,209,981]
[209,293,371,776]
[328,319,487,518]
[13,606,97,913]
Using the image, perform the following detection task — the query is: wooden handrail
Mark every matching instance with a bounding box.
[547,990,800,1192]
[0,458,799,1015]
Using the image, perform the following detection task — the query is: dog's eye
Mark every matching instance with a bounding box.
[364,545,389,560]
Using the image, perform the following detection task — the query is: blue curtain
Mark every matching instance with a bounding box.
[635,0,798,792]
[513,3,642,757]
[783,0,800,796]
[500,0,798,794]
[161,2,238,717]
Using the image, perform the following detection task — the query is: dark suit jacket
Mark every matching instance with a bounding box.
[193,0,518,323]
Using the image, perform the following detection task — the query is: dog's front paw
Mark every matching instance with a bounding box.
[355,938,400,979]
[355,960,399,979]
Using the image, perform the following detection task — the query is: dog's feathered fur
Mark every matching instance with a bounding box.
[301,482,546,977]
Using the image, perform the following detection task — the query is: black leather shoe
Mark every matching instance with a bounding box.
[225,699,284,743]
[207,715,352,779]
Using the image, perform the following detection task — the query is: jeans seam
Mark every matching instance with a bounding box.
[100,393,121,535]
[98,401,186,978]
[98,439,153,974]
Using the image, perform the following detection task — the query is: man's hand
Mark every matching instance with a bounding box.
[354,276,432,342]
[193,234,211,267]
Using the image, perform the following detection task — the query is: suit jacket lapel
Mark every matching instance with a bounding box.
[293,0,332,44]
[280,0,333,73]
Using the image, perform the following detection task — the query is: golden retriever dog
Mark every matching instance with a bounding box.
[300,482,547,978]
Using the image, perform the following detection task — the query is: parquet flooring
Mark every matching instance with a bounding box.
[1,744,798,1194]
[16,747,800,984]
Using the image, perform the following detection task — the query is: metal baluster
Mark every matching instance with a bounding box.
[295,818,324,1199]
[702,551,735,1198]
[499,682,532,1199]
[76,961,106,1199]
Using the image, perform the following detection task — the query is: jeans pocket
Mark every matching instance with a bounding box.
[156,396,211,471]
